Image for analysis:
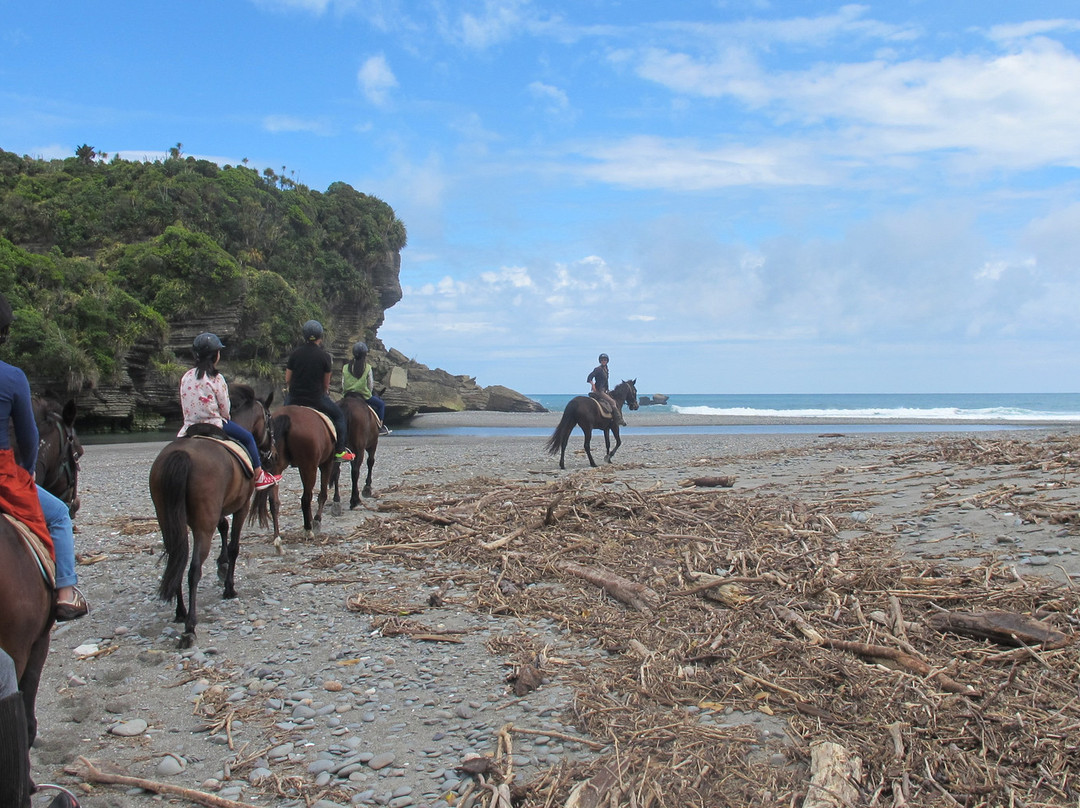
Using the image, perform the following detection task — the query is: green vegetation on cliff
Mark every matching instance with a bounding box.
[0,146,406,393]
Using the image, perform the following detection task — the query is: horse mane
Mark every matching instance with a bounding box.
[230,383,256,410]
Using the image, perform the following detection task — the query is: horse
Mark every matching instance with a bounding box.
[149,387,273,649]
[545,379,639,469]
[0,518,54,788]
[253,405,337,553]
[33,397,82,517]
[330,394,380,513]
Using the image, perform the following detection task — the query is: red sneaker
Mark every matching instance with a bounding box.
[335,450,356,462]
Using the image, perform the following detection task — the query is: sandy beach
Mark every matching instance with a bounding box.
[27,418,1080,807]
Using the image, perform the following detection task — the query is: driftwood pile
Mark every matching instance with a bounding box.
[352,437,1080,808]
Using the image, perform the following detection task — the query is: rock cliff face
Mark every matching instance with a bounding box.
[48,250,544,430]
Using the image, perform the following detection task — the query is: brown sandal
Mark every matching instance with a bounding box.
[55,587,89,622]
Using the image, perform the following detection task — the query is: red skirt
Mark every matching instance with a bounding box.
[0,449,54,559]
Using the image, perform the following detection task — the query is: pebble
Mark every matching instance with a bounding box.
[156,754,186,776]
[108,718,148,737]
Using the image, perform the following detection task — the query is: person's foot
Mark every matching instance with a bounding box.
[254,469,281,490]
[335,449,356,462]
[379,424,392,436]
[55,587,89,622]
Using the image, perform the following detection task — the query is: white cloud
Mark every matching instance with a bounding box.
[357,54,398,106]
[262,115,334,135]
[528,81,570,114]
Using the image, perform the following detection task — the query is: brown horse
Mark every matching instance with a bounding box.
[331,395,380,513]
[0,518,54,792]
[149,390,272,648]
[33,397,82,517]
[254,405,336,553]
[545,379,639,469]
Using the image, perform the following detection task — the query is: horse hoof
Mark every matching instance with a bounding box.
[330,502,342,517]
[178,633,196,650]
[304,529,315,541]
[273,537,285,556]
[362,487,373,498]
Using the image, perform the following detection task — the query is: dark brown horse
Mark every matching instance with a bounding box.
[545,379,639,469]
[149,389,272,648]
[33,397,82,517]
[254,405,336,553]
[330,395,380,513]
[0,518,54,792]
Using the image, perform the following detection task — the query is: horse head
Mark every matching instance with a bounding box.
[618,379,639,411]
[33,397,82,517]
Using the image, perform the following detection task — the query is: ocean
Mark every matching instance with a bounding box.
[529,392,1080,422]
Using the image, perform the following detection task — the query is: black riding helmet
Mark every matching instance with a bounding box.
[303,320,324,341]
[192,332,225,360]
[352,341,369,359]
[599,353,609,362]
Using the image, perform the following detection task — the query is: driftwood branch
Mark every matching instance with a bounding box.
[556,560,659,612]
[926,610,1070,649]
[803,741,862,808]
[75,756,261,808]
[826,639,979,696]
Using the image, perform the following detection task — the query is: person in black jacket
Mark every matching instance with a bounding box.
[284,320,355,462]
[587,352,625,426]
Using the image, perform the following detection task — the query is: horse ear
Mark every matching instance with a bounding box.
[265,390,275,409]
[63,399,77,425]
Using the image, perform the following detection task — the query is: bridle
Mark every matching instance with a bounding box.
[36,408,82,515]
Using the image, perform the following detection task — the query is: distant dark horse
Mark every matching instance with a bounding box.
[34,397,82,517]
[149,385,273,648]
[254,405,336,553]
[545,379,638,469]
[331,395,380,513]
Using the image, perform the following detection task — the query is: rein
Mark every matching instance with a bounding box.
[37,410,81,507]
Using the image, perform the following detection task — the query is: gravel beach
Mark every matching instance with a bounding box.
[27,415,1080,807]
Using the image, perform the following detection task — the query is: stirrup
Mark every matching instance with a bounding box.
[36,784,81,807]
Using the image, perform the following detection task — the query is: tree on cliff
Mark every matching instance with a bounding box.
[0,147,406,400]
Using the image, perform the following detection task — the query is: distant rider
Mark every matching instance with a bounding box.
[178,333,281,491]
[285,320,355,462]
[341,342,391,436]
[587,352,625,426]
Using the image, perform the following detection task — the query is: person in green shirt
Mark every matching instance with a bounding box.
[341,342,390,435]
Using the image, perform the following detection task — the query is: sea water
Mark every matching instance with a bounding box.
[528,392,1080,422]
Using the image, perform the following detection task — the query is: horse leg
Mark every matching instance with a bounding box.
[313,461,331,531]
[362,449,374,500]
[222,507,247,600]
[608,426,622,462]
[603,427,614,463]
[583,427,598,467]
[330,462,343,518]
[18,629,51,751]
[216,516,230,583]
[181,530,211,649]
[299,465,317,540]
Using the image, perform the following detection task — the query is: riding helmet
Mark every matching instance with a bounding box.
[599,353,609,362]
[192,332,225,359]
[302,320,324,341]
[352,341,369,359]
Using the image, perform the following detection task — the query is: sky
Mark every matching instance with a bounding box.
[3,2,1080,395]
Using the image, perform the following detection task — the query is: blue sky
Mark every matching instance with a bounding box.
[4,2,1080,395]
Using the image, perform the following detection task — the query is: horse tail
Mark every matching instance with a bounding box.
[157,452,191,601]
[545,405,577,455]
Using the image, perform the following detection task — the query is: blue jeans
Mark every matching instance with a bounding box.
[367,394,386,423]
[222,419,262,470]
[38,487,76,589]
[0,649,15,698]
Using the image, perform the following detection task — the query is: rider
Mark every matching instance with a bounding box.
[587,352,626,426]
[178,333,281,491]
[341,342,391,436]
[284,320,355,462]
[0,294,88,622]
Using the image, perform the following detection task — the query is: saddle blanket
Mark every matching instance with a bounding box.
[297,406,337,441]
[4,513,56,588]
[192,435,254,476]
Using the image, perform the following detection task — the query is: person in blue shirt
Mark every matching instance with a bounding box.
[0,295,87,622]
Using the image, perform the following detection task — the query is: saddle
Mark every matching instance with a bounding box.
[295,406,337,441]
[4,513,56,588]
[181,424,254,477]
[587,392,616,420]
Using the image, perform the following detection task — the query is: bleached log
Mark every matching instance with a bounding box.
[803,741,862,808]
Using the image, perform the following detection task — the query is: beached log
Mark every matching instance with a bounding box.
[826,639,979,696]
[564,761,627,808]
[556,560,659,612]
[75,756,261,808]
[803,741,862,808]
[679,475,736,488]
[926,610,1070,648]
